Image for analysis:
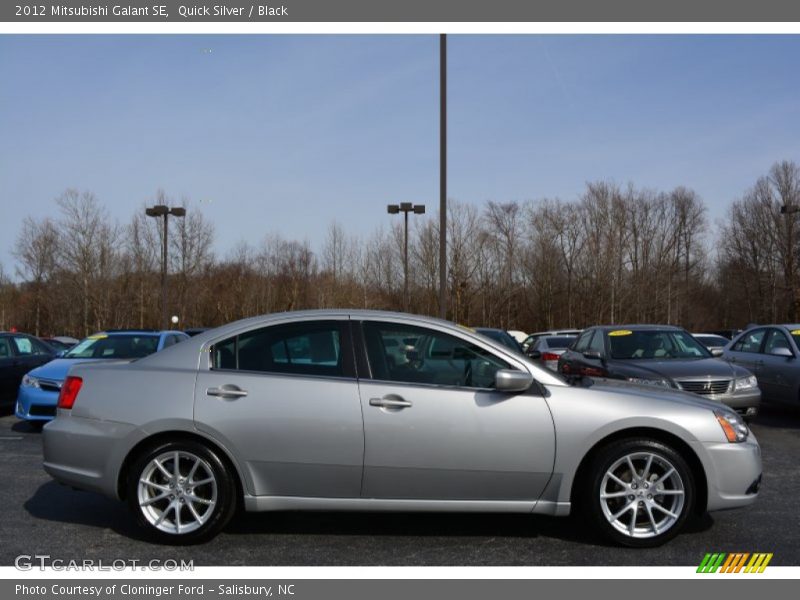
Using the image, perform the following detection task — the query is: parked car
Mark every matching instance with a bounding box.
[41,337,78,353]
[526,334,578,371]
[722,324,800,406]
[184,328,209,337]
[558,325,760,417]
[16,329,189,424]
[43,310,760,547]
[507,330,528,344]
[474,327,524,354]
[0,332,57,406]
[692,333,731,354]
[521,329,582,352]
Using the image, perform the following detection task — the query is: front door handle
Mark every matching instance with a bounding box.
[369,397,412,409]
[207,385,248,399]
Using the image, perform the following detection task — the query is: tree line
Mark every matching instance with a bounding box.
[1,159,798,338]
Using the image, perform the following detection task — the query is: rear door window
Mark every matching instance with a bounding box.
[732,329,766,353]
[212,320,352,378]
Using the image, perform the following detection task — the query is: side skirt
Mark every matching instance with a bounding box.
[243,495,571,516]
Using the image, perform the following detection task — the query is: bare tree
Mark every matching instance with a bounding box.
[13,217,59,335]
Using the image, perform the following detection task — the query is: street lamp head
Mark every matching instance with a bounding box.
[169,207,187,217]
[413,205,426,214]
[387,205,400,214]
[400,202,413,212]
[145,205,169,217]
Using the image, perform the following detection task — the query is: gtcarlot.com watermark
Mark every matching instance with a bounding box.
[15,555,194,571]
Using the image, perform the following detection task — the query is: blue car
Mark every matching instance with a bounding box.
[16,330,188,424]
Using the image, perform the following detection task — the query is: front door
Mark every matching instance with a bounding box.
[356,320,555,502]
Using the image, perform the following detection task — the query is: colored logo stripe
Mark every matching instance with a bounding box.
[697,553,772,573]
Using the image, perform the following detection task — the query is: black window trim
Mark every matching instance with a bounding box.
[733,327,768,354]
[352,318,543,395]
[207,318,357,380]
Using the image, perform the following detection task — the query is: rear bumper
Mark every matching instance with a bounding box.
[42,413,137,499]
[693,436,762,512]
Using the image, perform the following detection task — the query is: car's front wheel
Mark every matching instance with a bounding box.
[583,439,695,547]
[127,440,237,544]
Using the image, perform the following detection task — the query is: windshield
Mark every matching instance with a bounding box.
[476,329,522,353]
[695,335,729,347]
[608,330,711,360]
[65,334,160,359]
[544,335,577,349]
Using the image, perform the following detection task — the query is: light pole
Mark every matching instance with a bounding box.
[388,202,426,311]
[439,33,447,320]
[145,204,186,330]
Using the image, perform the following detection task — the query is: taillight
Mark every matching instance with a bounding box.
[542,352,561,362]
[58,376,83,409]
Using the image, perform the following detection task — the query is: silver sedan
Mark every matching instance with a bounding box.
[42,310,761,547]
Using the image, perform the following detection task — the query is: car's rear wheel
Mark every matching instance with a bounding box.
[583,439,695,547]
[127,440,236,544]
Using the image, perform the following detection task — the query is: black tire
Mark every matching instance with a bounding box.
[581,438,695,548]
[126,440,237,545]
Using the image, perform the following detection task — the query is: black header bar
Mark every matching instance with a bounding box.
[4,0,800,23]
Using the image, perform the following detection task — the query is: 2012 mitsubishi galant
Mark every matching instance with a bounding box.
[42,310,761,546]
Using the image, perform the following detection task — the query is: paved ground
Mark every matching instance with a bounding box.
[1,405,798,566]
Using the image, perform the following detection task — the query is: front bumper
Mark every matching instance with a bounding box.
[15,386,59,421]
[693,434,762,512]
[718,388,761,416]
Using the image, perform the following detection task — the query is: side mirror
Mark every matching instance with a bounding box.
[583,350,603,361]
[495,369,534,393]
[771,347,794,358]
[56,350,66,358]
[527,350,542,359]
[711,348,724,357]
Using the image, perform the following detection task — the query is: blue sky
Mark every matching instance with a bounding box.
[1,35,798,275]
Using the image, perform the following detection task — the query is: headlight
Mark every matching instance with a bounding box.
[715,410,749,443]
[734,375,758,391]
[626,377,672,388]
[21,374,40,389]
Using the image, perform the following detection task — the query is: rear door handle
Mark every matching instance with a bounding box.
[369,397,412,408]
[207,385,248,399]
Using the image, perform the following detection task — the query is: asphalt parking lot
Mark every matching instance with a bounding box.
[1,405,798,567]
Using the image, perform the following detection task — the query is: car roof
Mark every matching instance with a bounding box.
[592,324,684,332]
[92,330,185,337]
[738,324,800,332]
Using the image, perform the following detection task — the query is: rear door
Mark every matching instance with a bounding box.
[759,328,795,402]
[356,319,555,503]
[0,337,16,400]
[726,328,766,375]
[559,329,593,377]
[194,317,364,498]
[11,335,53,375]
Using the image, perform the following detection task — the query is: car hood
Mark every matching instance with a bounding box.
[610,357,750,381]
[28,358,108,382]
[584,378,734,413]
